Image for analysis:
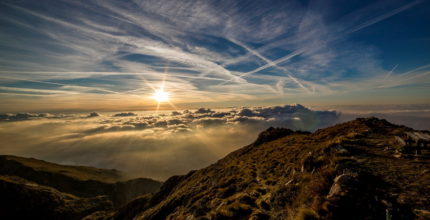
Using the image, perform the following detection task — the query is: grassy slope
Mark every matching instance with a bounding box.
[1,155,123,182]
[0,155,163,209]
[0,175,115,220]
[99,117,430,220]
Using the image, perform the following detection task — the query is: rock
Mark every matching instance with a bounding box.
[334,144,344,151]
[343,168,359,177]
[338,149,350,155]
[334,174,351,184]
[335,164,348,173]
[333,144,350,155]
[327,184,342,198]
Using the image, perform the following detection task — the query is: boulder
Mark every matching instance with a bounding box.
[334,175,351,184]
[327,184,342,198]
[334,145,350,155]
[343,168,359,177]
[338,149,350,155]
[334,164,348,173]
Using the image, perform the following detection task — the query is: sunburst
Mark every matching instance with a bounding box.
[152,88,169,102]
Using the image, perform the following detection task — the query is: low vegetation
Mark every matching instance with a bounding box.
[2,117,430,219]
[104,117,429,220]
[0,155,163,210]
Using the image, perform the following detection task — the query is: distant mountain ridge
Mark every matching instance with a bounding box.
[0,155,163,217]
[1,117,430,219]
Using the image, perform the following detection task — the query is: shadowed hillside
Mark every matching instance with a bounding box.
[86,117,430,220]
[0,175,114,220]
[2,117,430,219]
[0,156,163,210]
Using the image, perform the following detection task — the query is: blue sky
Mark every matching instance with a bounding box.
[1,0,430,112]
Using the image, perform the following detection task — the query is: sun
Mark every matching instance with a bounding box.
[152,89,169,102]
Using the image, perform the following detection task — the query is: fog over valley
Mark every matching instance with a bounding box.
[2,103,428,180]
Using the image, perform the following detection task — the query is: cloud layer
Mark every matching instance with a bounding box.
[0,104,340,180]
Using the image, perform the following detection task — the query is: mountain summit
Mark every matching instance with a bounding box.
[1,117,429,219]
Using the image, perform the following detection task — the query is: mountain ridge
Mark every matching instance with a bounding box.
[1,117,430,219]
[100,117,429,220]
[0,155,163,210]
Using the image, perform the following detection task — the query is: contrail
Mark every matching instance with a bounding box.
[382,71,430,88]
[344,0,425,36]
[0,75,120,94]
[0,86,77,94]
[400,63,430,76]
[385,64,398,78]
[217,47,308,86]
[380,63,430,88]
[218,0,424,85]
[229,39,311,92]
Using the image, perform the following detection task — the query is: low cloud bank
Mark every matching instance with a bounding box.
[88,112,100,117]
[80,104,340,136]
[0,113,51,121]
[0,104,340,180]
[113,112,138,117]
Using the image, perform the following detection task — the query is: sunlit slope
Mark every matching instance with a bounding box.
[96,117,430,220]
[0,155,163,209]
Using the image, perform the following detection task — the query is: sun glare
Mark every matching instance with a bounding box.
[152,89,169,102]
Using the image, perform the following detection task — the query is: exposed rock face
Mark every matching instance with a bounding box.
[0,175,114,220]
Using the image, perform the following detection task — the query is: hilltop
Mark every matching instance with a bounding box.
[0,155,163,219]
[87,117,430,220]
[1,117,430,219]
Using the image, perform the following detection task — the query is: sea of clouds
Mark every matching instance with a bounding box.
[0,104,341,180]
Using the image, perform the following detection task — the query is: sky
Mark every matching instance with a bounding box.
[0,0,429,112]
[1,1,430,180]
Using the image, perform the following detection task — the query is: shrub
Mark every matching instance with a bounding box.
[298,209,319,220]
[270,185,297,208]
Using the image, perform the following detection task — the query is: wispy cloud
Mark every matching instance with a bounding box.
[0,0,428,111]
[385,64,398,78]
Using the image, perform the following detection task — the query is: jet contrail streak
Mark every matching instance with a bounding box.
[218,47,308,86]
[385,64,398,78]
[0,75,120,94]
[230,39,311,93]
[218,0,424,85]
